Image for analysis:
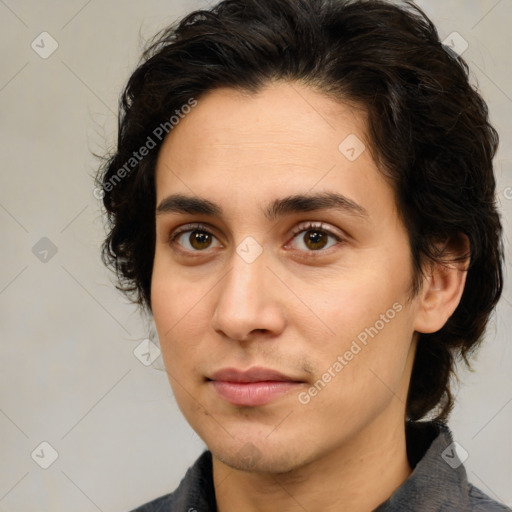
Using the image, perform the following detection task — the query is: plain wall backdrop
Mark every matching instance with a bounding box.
[0,0,511,510]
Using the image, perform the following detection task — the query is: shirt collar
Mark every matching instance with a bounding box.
[168,421,473,512]
[374,420,472,511]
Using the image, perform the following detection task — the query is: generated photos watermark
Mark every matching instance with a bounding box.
[298,301,403,405]
[94,98,198,200]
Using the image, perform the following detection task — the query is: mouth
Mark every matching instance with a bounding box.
[206,366,305,407]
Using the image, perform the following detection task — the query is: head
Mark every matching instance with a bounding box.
[97,0,503,473]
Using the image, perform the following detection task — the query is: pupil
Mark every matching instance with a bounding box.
[306,230,327,250]
[191,231,210,249]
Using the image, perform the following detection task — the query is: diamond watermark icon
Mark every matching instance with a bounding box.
[236,236,263,264]
[441,441,469,469]
[338,134,366,162]
[237,442,263,469]
[134,338,161,366]
[31,32,59,59]
[32,237,58,263]
[442,31,468,57]
[31,441,59,469]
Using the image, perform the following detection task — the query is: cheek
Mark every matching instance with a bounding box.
[151,273,209,414]
[150,267,203,365]
[320,266,410,347]
[301,306,414,435]
[309,251,414,390]
[151,252,204,330]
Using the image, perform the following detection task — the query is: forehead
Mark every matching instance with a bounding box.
[154,82,396,223]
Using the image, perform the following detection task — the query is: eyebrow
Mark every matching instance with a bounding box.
[155,191,369,221]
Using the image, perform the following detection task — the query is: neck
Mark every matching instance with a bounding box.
[212,415,411,512]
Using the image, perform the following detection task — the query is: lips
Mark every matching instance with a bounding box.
[209,366,300,383]
[207,366,304,406]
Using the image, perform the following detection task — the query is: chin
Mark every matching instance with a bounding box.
[213,445,302,474]
[205,428,314,475]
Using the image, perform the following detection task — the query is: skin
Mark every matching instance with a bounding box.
[151,81,468,512]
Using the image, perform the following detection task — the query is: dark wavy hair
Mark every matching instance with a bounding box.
[96,0,503,421]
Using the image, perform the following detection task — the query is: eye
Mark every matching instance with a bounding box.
[168,221,344,255]
[169,223,222,252]
[286,222,344,252]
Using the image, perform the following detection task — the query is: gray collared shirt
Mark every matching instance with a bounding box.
[130,421,511,511]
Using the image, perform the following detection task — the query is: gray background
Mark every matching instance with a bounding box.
[0,1,511,510]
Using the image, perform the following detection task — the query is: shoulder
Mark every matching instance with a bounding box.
[129,492,180,512]
[468,483,512,511]
[128,493,175,512]
[374,421,511,512]
[126,450,215,512]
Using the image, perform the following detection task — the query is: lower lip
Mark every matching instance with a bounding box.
[209,381,301,406]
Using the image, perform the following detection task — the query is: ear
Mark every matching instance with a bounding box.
[413,234,470,334]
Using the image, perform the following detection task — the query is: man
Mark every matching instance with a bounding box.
[96,0,509,510]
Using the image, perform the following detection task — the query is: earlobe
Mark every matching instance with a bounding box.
[413,234,470,334]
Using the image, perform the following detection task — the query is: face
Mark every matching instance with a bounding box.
[151,81,422,474]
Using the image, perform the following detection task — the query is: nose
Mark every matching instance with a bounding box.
[211,248,286,342]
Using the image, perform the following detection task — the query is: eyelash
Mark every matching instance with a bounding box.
[168,222,344,255]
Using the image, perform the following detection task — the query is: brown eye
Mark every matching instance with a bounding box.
[288,222,344,252]
[301,230,329,250]
[187,230,213,250]
[170,224,221,252]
